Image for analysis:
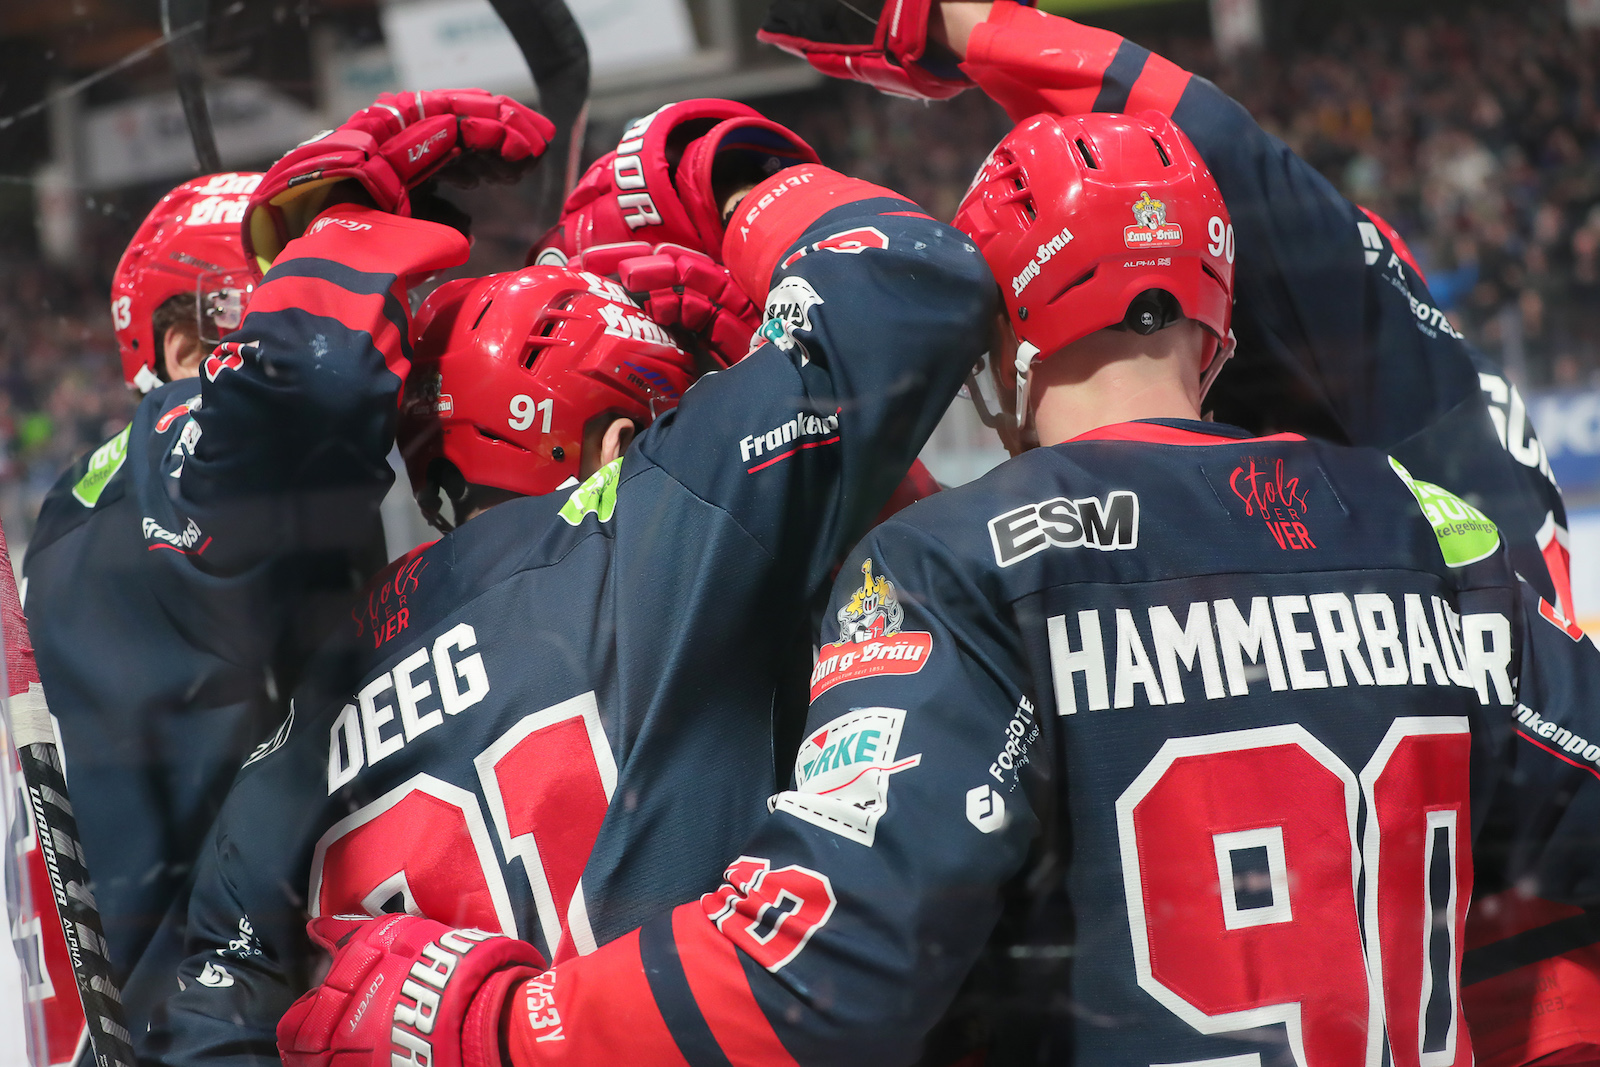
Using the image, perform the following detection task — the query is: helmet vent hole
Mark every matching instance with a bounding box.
[471,300,493,330]
[1201,261,1226,286]
[1075,139,1099,170]
[475,426,529,452]
[1048,268,1097,304]
[1151,137,1171,166]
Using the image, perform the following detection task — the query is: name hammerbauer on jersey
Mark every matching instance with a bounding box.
[1047,591,1513,714]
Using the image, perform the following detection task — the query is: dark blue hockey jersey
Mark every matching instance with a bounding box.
[20,206,459,1031]
[142,168,996,1067]
[502,419,1600,1067]
[957,10,1586,1058]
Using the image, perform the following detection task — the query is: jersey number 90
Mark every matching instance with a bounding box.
[1117,719,1470,1067]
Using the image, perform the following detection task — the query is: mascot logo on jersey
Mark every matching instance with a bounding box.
[809,560,933,700]
[771,706,923,846]
[1124,191,1183,249]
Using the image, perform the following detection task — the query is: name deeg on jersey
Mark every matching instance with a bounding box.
[327,623,491,793]
[1047,591,1513,715]
[989,491,1139,567]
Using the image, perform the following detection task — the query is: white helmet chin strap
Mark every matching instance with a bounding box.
[1014,340,1041,431]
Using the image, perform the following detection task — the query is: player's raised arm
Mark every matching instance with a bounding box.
[171,90,552,577]
[634,163,996,597]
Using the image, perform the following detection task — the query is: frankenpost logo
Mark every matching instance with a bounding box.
[770,706,923,846]
[1124,191,1183,249]
[809,560,932,700]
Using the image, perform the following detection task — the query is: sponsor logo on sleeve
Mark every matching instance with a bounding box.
[739,410,840,471]
[966,785,1006,833]
[1124,191,1183,249]
[558,458,622,526]
[988,491,1139,567]
[759,276,824,358]
[780,226,890,269]
[1388,458,1500,566]
[771,706,923,846]
[810,560,933,700]
[71,425,131,507]
[155,397,200,433]
[1229,457,1317,550]
[196,961,233,988]
[142,516,207,553]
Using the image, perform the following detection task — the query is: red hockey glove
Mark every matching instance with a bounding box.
[277,914,545,1067]
[246,89,554,273]
[528,99,818,264]
[566,242,762,368]
[758,0,994,100]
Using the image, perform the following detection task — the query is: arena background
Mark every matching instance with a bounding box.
[0,0,1595,613]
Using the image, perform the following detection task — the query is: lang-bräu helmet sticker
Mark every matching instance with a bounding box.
[809,559,933,700]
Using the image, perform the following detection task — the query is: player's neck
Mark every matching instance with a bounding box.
[1030,324,1204,447]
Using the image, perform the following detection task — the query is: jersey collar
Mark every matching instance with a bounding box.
[1068,419,1306,447]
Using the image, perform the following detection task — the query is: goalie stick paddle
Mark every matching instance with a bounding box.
[485,0,592,215]
[0,518,136,1067]
[162,0,222,174]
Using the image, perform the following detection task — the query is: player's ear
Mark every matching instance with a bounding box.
[163,324,206,381]
[600,418,636,467]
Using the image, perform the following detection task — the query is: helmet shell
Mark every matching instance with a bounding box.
[954,112,1233,363]
[399,266,698,513]
[111,172,261,392]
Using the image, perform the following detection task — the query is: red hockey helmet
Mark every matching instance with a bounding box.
[954,112,1234,417]
[399,266,698,524]
[529,99,819,265]
[110,172,262,392]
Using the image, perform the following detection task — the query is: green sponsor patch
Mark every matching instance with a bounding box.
[72,425,131,507]
[1389,457,1500,566]
[558,458,622,526]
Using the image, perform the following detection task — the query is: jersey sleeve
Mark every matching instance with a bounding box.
[1471,580,1600,909]
[958,0,1572,622]
[498,522,1043,1066]
[632,165,997,601]
[169,204,469,577]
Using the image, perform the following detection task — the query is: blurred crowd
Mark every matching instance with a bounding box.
[1,0,1597,539]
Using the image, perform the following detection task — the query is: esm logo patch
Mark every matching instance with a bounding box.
[988,491,1139,567]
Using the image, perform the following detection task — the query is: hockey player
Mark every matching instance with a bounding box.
[143,113,994,1065]
[763,3,1593,1061]
[21,172,276,1029]
[273,109,1600,1067]
[22,87,551,1039]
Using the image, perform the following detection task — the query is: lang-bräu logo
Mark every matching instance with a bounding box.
[1124,190,1183,249]
[810,560,933,700]
[1010,224,1075,297]
[770,706,923,846]
[1229,456,1316,550]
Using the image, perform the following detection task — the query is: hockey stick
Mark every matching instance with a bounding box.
[161,0,222,174]
[0,521,136,1067]
[484,0,591,216]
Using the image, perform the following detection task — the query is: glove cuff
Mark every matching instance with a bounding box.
[723,165,917,304]
[462,965,545,1067]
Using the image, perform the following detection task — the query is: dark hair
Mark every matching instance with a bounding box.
[149,292,199,382]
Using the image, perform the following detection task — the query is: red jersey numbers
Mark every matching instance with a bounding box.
[312,692,617,961]
[703,857,836,972]
[1116,720,1472,1067]
[203,340,256,381]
